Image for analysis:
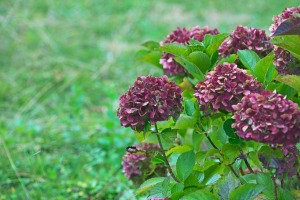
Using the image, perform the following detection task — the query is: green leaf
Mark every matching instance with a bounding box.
[176,150,195,181]
[174,114,197,129]
[142,40,160,50]
[134,129,151,142]
[183,190,219,200]
[204,33,229,57]
[270,35,300,60]
[221,143,241,165]
[166,145,193,156]
[217,54,238,65]
[217,173,240,200]
[274,75,300,92]
[202,164,224,185]
[135,49,162,68]
[258,145,283,169]
[160,43,190,56]
[249,151,263,169]
[149,177,171,197]
[229,184,265,200]
[136,177,165,195]
[175,57,205,81]
[223,119,238,138]
[238,50,260,71]
[187,51,211,73]
[239,174,257,184]
[278,188,296,200]
[184,173,202,188]
[184,99,196,116]
[161,128,177,148]
[256,172,274,199]
[253,54,277,85]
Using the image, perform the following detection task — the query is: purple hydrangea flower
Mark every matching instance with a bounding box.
[232,90,300,146]
[117,75,183,131]
[270,7,300,75]
[122,143,167,184]
[160,26,219,76]
[218,26,273,58]
[277,145,299,177]
[194,63,262,113]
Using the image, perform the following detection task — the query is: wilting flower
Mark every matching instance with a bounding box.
[270,7,300,75]
[218,26,273,58]
[122,143,167,184]
[117,75,182,131]
[160,26,219,76]
[277,145,299,177]
[232,90,300,146]
[194,63,262,113]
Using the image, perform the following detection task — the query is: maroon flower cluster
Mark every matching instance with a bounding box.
[194,63,262,113]
[122,143,167,185]
[117,75,183,132]
[232,90,300,146]
[277,145,299,177]
[160,26,219,76]
[218,26,273,58]
[270,7,300,75]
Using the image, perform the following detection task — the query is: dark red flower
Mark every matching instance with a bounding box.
[194,63,262,113]
[218,26,273,58]
[122,143,167,184]
[160,26,219,76]
[232,90,300,146]
[117,75,182,131]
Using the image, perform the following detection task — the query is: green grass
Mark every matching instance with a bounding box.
[0,0,299,199]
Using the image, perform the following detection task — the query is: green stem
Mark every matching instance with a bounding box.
[204,132,239,178]
[155,124,180,183]
[272,175,278,200]
[244,158,254,174]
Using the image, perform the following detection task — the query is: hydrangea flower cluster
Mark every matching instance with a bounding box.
[160,26,219,76]
[277,145,299,177]
[232,90,300,146]
[194,63,262,113]
[122,143,167,185]
[270,7,300,75]
[218,26,273,58]
[117,75,183,132]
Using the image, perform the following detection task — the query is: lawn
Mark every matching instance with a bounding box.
[0,0,299,199]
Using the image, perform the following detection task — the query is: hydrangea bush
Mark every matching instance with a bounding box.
[118,6,300,200]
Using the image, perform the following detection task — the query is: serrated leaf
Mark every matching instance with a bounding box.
[238,50,260,71]
[174,114,197,129]
[176,150,195,181]
[229,184,265,200]
[256,172,274,199]
[136,177,165,195]
[217,54,238,65]
[221,143,241,165]
[135,49,162,68]
[217,173,240,200]
[274,75,300,92]
[223,119,238,138]
[166,145,192,156]
[270,35,300,60]
[183,190,219,200]
[175,57,205,81]
[253,54,277,85]
[160,43,190,56]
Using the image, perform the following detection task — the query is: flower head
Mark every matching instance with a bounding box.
[270,7,300,75]
[117,75,182,131]
[218,26,273,58]
[122,143,167,184]
[194,63,262,113]
[160,26,219,76]
[232,90,300,146]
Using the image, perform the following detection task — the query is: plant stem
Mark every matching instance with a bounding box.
[272,175,278,200]
[244,158,254,174]
[204,132,239,178]
[155,124,180,183]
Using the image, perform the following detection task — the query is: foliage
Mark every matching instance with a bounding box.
[118,6,300,200]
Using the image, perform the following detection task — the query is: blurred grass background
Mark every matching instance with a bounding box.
[0,0,299,199]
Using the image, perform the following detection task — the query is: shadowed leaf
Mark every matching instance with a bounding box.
[272,17,300,37]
